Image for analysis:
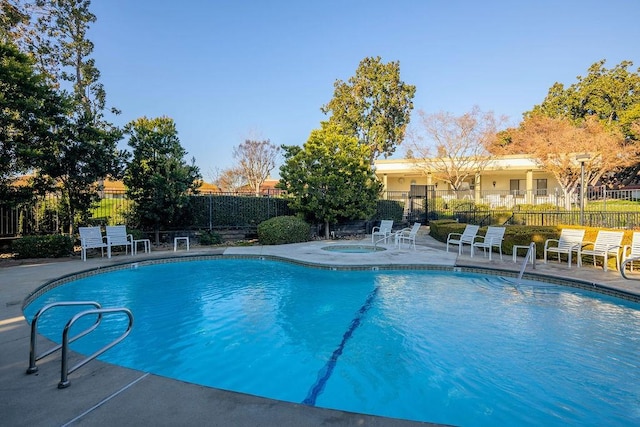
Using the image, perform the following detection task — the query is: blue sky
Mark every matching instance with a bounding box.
[88,0,640,180]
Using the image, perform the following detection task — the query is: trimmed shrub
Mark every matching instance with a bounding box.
[13,234,74,259]
[258,216,311,245]
[429,221,561,259]
[199,229,222,245]
[427,219,460,242]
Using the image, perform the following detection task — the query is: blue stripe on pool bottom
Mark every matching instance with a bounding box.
[302,286,380,406]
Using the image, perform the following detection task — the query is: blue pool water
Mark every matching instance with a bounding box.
[24,259,640,426]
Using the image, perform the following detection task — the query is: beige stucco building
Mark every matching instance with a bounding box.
[373,155,563,206]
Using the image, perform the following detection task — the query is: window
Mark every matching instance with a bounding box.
[510,179,524,196]
[535,179,547,196]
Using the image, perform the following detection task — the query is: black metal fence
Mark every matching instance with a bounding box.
[383,188,640,229]
[0,191,296,237]
[449,209,640,229]
[2,187,639,238]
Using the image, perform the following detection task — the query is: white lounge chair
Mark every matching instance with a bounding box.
[105,225,134,256]
[394,222,421,249]
[622,232,640,272]
[471,226,506,261]
[372,220,394,244]
[79,226,108,261]
[446,224,479,255]
[578,230,624,271]
[544,228,585,268]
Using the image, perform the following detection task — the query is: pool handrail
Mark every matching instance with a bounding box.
[621,256,640,281]
[59,307,134,388]
[27,301,103,374]
[372,234,388,249]
[517,242,536,283]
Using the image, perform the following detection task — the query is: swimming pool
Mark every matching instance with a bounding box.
[24,258,640,426]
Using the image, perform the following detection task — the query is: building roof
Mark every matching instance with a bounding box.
[197,181,220,193]
[373,154,542,175]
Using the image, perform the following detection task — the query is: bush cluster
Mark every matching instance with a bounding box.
[198,229,222,245]
[257,216,311,245]
[13,234,74,259]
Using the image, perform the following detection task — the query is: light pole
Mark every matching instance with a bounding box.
[575,153,591,226]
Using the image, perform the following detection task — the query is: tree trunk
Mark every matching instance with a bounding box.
[324,220,330,239]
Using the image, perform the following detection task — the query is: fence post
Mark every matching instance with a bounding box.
[208,193,213,231]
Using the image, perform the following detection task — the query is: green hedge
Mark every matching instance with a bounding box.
[429,220,560,259]
[257,216,311,245]
[12,235,74,259]
[198,229,222,245]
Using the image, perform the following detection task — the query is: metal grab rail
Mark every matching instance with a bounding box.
[517,242,536,283]
[27,301,102,374]
[59,307,133,389]
[620,256,640,281]
[373,234,389,248]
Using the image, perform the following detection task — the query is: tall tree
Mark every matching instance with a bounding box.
[495,114,639,207]
[17,0,125,233]
[278,122,382,239]
[531,60,640,134]
[124,116,201,244]
[321,56,416,162]
[529,60,640,186]
[0,40,67,203]
[16,0,107,114]
[233,139,280,196]
[405,106,504,190]
[35,114,123,233]
[0,0,29,43]
[214,167,246,193]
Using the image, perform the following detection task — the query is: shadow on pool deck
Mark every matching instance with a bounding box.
[1,232,638,427]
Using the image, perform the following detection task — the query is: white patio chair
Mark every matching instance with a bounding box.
[371,220,394,244]
[394,222,421,250]
[471,226,506,261]
[578,230,624,271]
[622,232,640,272]
[544,228,585,268]
[446,224,479,255]
[105,225,134,256]
[79,226,108,261]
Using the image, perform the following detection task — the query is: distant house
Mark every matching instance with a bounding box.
[102,178,126,193]
[259,178,282,195]
[373,155,561,206]
[196,181,220,194]
[101,179,220,196]
[231,178,283,196]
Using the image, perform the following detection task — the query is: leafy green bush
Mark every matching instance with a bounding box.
[427,219,460,242]
[257,216,311,245]
[13,235,74,259]
[199,229,222,245]
[128,228,145,240]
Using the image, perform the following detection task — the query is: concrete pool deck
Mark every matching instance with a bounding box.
[1,232,639,426]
